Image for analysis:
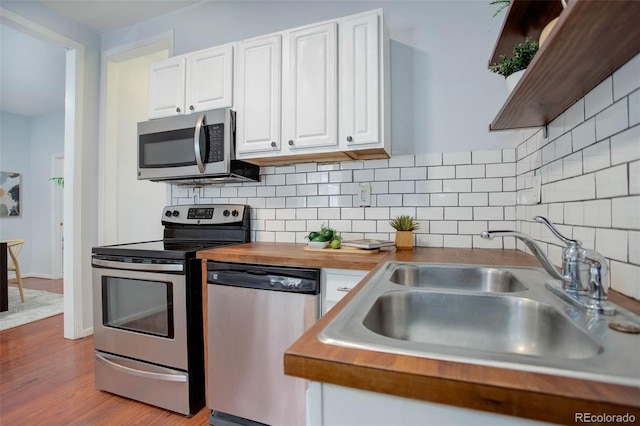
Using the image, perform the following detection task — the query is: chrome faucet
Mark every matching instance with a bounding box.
[481,216,614,314]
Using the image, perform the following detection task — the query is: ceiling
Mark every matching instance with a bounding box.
[0,0,200,117]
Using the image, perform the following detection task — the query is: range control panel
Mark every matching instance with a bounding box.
[161,204,246,225]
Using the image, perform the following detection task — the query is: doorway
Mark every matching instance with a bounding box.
[100,36,171,245]
[1,7,85,339]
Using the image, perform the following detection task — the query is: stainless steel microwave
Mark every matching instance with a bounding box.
[137,108,259,184]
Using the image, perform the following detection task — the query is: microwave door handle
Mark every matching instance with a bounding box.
[194,112,206,173]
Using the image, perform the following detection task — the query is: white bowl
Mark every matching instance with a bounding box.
[308,241,329,249]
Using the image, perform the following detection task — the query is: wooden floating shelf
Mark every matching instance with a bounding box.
[489,0,640,131]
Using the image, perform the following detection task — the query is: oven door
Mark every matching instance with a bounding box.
[92,258,188,371]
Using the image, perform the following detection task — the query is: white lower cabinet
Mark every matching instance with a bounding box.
[307,382,550,426]
[321,268,367,316]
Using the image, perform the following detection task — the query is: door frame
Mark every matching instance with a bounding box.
[1,7,86,339]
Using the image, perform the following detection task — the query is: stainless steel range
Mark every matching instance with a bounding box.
[91,204,250,416]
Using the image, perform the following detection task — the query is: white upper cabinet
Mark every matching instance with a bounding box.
[236,35,282,155]
[148,44,233,119]
[339,13,380,148]
[284,22,338,151]
[148,56,186,119]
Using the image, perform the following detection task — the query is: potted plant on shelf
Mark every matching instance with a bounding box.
[489,37,539,94]
[390,215,420,251]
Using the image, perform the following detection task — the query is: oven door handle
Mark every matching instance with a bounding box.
[194,112,206,174]
[92,258,184,272]
[96,353,187,382]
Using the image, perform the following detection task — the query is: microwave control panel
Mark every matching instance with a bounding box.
[207,123,225,163]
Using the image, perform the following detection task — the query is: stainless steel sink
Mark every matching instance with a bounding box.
[388,264,527,292]
[319,262,640,386]
[362,292,601,359]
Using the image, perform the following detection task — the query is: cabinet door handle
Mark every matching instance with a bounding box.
[346,136,353,142]
[189,105,194,111]
[176,107,181,113]
[271,141,277,147]
[288,140,294,146]
[337,287,352,292]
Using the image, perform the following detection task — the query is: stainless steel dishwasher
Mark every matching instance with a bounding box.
[206,261,320,426]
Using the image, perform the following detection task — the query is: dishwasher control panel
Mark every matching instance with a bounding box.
[207,262,320,295]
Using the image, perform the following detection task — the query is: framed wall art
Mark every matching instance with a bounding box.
[0,171,21,217]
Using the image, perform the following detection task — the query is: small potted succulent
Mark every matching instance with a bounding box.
[489,37,539,93]
[389,215,420,251]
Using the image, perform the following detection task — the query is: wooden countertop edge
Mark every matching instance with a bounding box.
[198,244,640,422]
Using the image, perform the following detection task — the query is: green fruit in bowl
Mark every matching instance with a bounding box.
[311,235,328,242]
[307,231,320,241]
[330,239,341,249]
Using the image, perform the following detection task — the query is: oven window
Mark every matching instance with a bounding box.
[102,277,174,338]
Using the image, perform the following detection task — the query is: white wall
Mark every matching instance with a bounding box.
[0,112,32,259]
[101,1,514,154]
[0,111,64,277]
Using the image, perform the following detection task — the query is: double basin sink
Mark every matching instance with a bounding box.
[320,262,640,386]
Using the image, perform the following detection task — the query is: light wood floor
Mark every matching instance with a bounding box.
[0,278,211,425]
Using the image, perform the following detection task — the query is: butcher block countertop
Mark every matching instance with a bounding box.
[197,244,640,424]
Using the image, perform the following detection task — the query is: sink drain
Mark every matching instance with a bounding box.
[608,322,640,334]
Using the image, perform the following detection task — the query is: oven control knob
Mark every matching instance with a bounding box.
[232,210,239,217]
[172,210,180,217]
[223,210,230,217]
[165,210,172,217]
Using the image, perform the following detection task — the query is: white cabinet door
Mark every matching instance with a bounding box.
[148,56,186,119]
[284,22,338,151]
[236,35,282,155]
[321,268,367,315]
[185,44,233,113]
[339,13,380,147]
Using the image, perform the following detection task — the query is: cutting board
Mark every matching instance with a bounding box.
[303,245,380,254]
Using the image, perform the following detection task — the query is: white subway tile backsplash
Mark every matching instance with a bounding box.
[572,117,597,151]
[473,206,504,221]
[460,192,488,206]
[416,179,442,193]
[585,76,613,118]
[353,168,375,182]
[564,98,585,131]
[402,194,430,206]
[596,228,628,262]
[377,194,403,206]
[629,231,640,265]
[430,193,458,206]
[401,167,427,181]
[430,221,458,234]
[612,196,640,230]
[389,155,415,167]
[630,89,640,127]
[489,192,516,206]
[472,150,502,164]
[428,165,456,180]
[630,160,640,195]
[613,53,640,101]
[595,164,628,198]
[416,207,444,221]
[472,178,502,192]
[610,261,640,300]
[444,207,473,221]
[389,180,415,194]
[610,124,640,165]
[444,235,472,248]
[503,148,516,163]
[486,163,516,178]
[415,152,442,166]
[443,179,471,193]
[456,164,485,179]
[374,168,400,181]
[583,199,612,228]
[596,99,628,141]
[582,140,610,173]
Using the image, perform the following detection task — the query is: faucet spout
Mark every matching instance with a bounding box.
[480,230,570,283]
